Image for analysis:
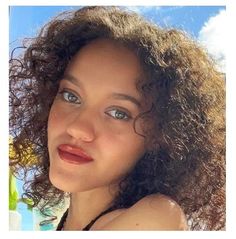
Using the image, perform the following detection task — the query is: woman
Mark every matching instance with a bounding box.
[9,6,225,230]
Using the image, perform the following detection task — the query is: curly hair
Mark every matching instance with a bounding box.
[9,6,225,230]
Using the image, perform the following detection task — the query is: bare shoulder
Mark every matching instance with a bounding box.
[99,194,188,230]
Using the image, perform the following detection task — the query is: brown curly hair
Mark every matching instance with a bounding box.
[9,6,225,230]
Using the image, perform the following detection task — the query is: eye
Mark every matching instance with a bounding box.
[58,89,81,104]
[105,108,131,121]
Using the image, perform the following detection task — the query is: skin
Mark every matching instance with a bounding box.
[91,194,188,230]
[47,38,187,230]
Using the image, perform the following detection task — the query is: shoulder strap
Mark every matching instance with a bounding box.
[56,206,115,231]
[56,208,68,231]
[82,207,115,231]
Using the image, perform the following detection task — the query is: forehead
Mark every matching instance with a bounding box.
[65,38,144,91]
[77,38,139,63]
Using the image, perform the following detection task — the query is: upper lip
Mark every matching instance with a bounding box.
[57,144,93,161]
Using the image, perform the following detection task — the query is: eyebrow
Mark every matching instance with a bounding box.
[63,73,141,108]
[62,74,81,87]
[111,93,141,108]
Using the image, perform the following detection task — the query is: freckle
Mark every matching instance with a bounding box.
[136,223,139,226]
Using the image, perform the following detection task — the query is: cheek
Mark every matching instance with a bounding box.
[47,103,64,142]
[47,108,55,137]
[48,102,64,129]
[102,129,145,166]
[99,132,145,184]
[125,135,145,162]
[48,103,58,124]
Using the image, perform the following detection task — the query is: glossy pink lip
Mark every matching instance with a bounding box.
[57,144,93,165]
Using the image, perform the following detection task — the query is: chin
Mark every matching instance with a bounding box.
[48,170,97,193]
[49,178,78,192]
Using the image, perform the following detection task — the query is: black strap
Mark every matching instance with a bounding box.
[56,209,68,230]
[82,207,114,230]
[56,206,114,231]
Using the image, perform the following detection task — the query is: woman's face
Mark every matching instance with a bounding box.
[47,39,146,192]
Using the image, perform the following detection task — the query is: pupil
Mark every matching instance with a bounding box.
[116,111,125,119]
[68,94,76,101]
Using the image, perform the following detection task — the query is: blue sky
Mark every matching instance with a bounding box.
[9,5,226,231]
[9,6,226,72]
[10,6,224,41]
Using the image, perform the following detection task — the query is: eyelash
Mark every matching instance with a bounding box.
[58,89,81,104]
[57,88,132,121]
[105,108,131,121]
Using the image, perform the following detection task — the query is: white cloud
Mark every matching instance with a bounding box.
[124,6,161,15]
[198,9,226,73]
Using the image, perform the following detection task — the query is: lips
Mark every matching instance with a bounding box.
[57,144,93,165]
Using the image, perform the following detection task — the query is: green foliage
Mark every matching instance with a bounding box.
[9,137,36,211]
[9,171,18,211]
[9,170,34,211]
[18,198,34,211]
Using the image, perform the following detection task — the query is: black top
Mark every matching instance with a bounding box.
[56,207,115,231]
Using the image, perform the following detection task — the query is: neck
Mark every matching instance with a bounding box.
[63,185,118,230]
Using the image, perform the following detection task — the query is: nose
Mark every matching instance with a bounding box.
[66,111,96,143]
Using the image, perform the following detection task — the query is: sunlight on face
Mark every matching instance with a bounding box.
[47,39,146,193]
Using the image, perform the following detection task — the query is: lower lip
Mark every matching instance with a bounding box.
[58,149,93,165]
